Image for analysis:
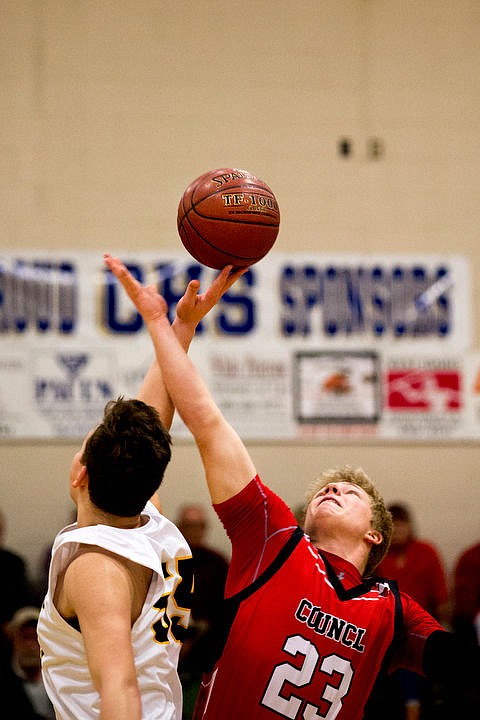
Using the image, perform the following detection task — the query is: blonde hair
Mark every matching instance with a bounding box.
[304,465,393,577]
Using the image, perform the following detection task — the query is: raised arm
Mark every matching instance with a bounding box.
[59,550,142,720]
[136,265,246,430]
[104,254,256,504]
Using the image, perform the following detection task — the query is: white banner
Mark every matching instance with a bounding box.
[0,251,476,441]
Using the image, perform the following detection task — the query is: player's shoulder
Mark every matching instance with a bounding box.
[56,546,133,620]
[65,544,129,579]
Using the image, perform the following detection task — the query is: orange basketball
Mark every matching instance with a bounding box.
[177,168,280,269]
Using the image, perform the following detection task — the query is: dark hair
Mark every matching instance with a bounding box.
[387,503,411,523]
[81,397,172,517]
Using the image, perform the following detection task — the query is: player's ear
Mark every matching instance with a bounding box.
[72,465,88,488]
[366,528,382,546]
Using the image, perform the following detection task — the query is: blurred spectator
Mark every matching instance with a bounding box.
[0,508,35,626]
[35,508,77,601]
[453,541,480,646]
[175,504,229,720]
[377,504,449,622]
[0,606,55,719]
[369,503,450,720]
[451,540,480,716]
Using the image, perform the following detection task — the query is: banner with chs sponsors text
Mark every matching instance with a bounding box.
[1,251,479,441]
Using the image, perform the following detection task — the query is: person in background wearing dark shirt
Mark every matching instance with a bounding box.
[372,503,450,720]
[0,606,55,719]
[453,541,480,647]
[0,508,35,627]
[175,504,229,719]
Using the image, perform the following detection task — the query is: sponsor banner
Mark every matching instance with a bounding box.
[376,355,465,440]
[0,251,476,440]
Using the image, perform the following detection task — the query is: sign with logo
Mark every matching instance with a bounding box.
[0,251,476,441]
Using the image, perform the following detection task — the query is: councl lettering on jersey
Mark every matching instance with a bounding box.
[295,598,366,653]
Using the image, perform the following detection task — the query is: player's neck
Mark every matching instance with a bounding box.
[313,538,367,576]
[77,503,144,530]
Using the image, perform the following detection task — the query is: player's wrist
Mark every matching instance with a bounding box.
[173,315,197,329]
[172,317,197,349]
[146,313,171,334]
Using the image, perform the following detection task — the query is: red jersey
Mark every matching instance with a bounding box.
[194,477,442,720]
[454,542,480,622]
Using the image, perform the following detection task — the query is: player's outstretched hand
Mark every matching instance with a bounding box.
[104,253,168,324]
[176,265,247,329]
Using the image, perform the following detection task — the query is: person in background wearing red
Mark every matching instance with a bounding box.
[374,503,449,720]
[453,541,480,647]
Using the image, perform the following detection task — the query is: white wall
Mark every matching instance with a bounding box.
[1,1,479,588]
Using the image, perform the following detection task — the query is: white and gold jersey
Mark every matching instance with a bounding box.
[38,502,191,719]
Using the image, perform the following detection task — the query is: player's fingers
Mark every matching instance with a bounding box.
[209,265,235,295]
[104,254,142,296]
[104,253,127,280]
[184,279,201,299]
[218,265,234,279]
[223,266,248,290]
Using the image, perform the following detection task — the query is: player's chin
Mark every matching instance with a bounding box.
[315,502,342,518]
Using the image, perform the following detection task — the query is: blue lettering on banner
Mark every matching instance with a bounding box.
[104,264,144,333]
[35,353,113,404]
[35,378,113,403]
[0,260,77,334]
[157,263,205,332]
[103,262,201,333]
[216,268,255,335]
[0,257,456,340]
[280,265,322,336]
[280,263,452,339]
[103,263,256,336]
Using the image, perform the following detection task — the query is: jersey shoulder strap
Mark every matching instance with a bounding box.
[204,526,304,674]
[230,525,305,605]
[362,576,404,716]
[376,576,404,669]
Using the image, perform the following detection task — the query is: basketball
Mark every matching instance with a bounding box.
[177,168,280,269]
